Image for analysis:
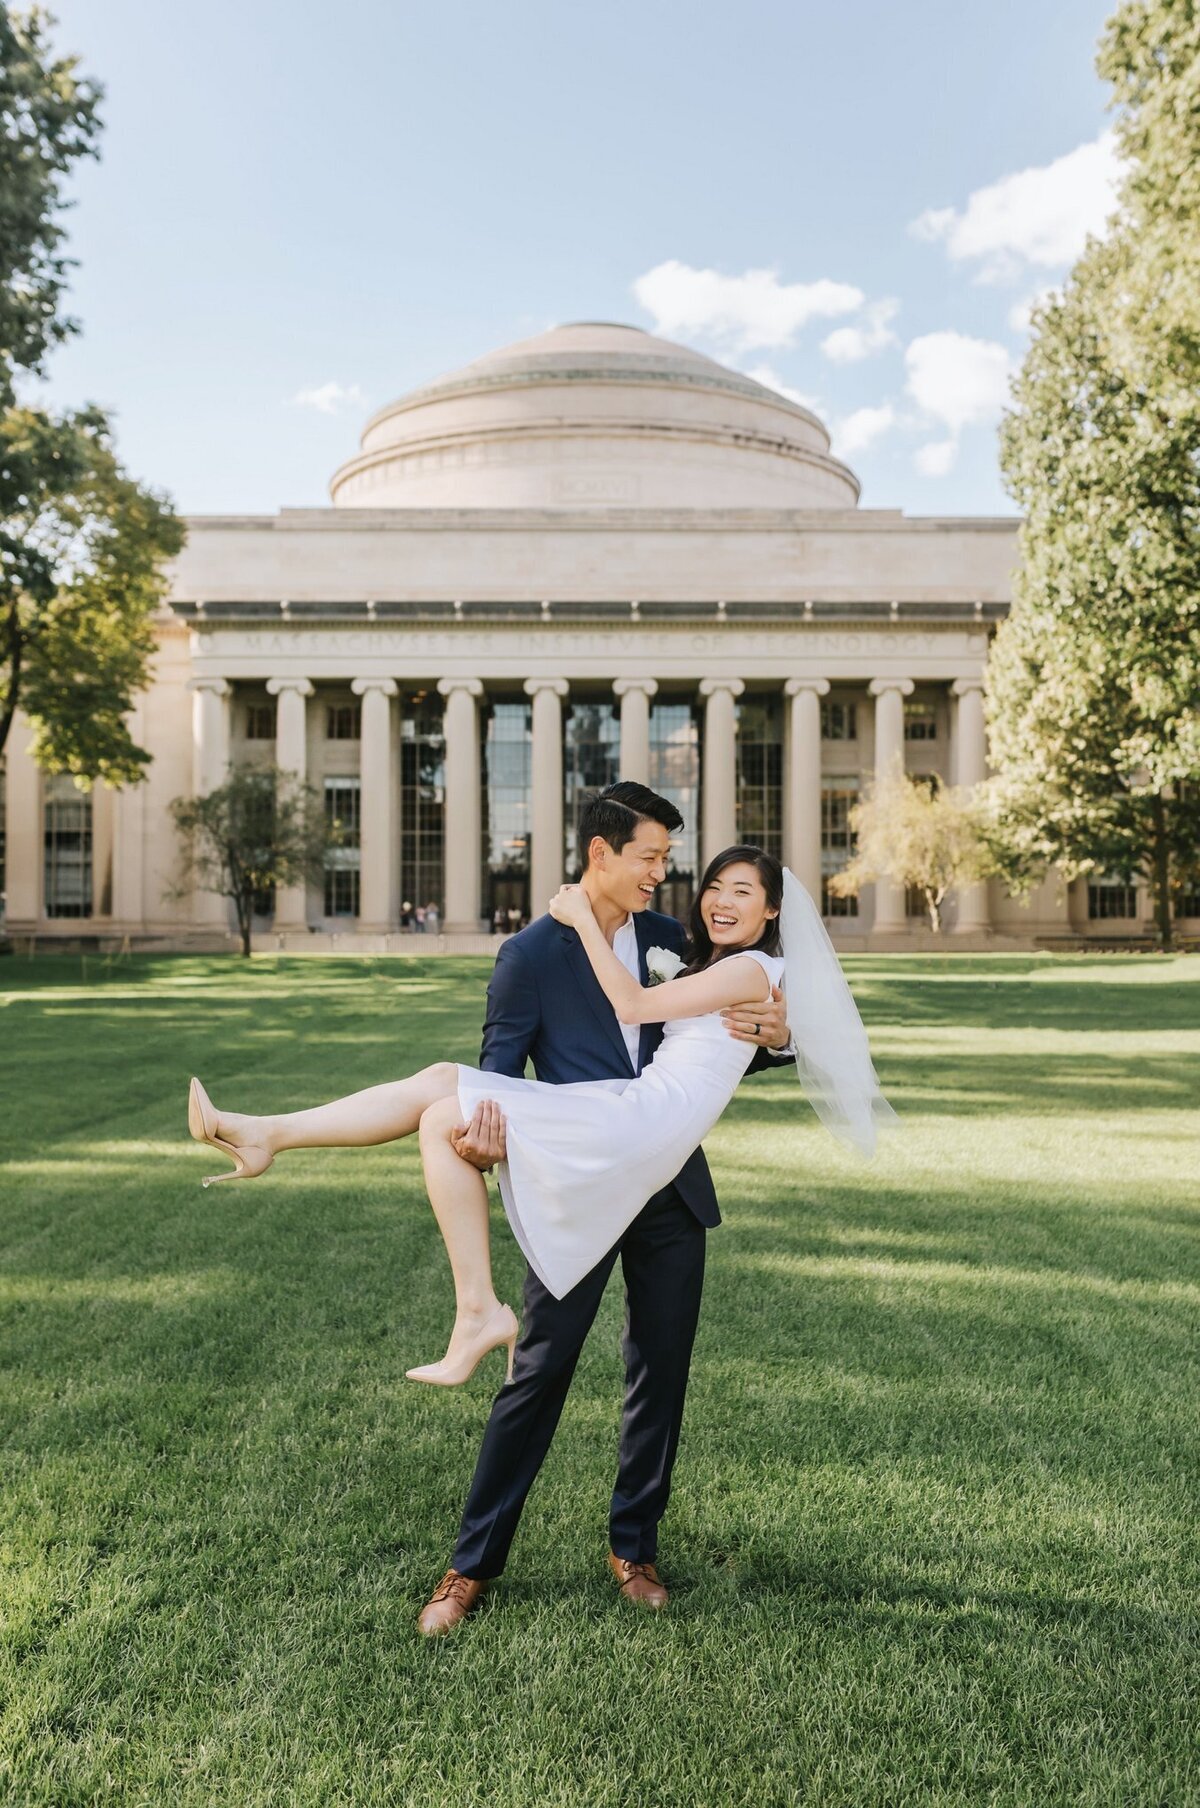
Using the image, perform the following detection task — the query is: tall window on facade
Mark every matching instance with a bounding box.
[245,702,276,741]
[1179,885,1200,919]
[481,699,531,927]
[44,774,93,918]
[323,776,361,917]
[563,700,620,875]
[649,700,701,922]
[399,688,445,915]
[326,702,361,741]
[821,699,858,741]
[821,779,859,917]
[1087,875,1139,920]
[735,694,783,859]
[904,701,938,741]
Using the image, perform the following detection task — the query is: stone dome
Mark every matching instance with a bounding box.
[329,322,859,510]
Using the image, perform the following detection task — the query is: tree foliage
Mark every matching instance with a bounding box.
[170,766,337,958]
[988,0,1200,948]
[0,4,101,402]
[0,5,184,783]
[827,770,996,933]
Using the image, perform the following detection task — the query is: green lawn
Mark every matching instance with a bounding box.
[1,951,1198,1807]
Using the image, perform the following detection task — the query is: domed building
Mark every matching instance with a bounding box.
[3,322,1140,947]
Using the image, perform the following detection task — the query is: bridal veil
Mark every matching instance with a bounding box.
[779,867,898,1158]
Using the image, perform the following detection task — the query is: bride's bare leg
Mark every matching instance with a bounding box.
[215,1062,460,1157]
[414,1095,506,1368]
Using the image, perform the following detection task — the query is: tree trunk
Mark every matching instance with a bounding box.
[1149,793,1173,952]
[926,890,941,933]
[235,890,253,958]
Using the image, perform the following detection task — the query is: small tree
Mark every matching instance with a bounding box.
[170,765,337,957]
[827,769,996,933]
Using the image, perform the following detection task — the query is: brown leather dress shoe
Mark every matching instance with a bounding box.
[608,1550,668,1610]
[417,1568,488,1636]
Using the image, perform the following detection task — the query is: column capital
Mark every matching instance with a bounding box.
[951,677,986,698]
[188,676,230,696]
[351,676,398,698]
[868,677,915,698]
[436,677,484,699]
[785,677,831,697]
[699,677,745,699]
[523,677,569,698]
[266,677,314,698]
[612,677,659,699]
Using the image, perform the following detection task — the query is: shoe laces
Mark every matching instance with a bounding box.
[431,1570,474,1604]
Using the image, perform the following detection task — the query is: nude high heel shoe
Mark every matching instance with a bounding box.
[188,1077,273,1187]
[406,1303,520,1388]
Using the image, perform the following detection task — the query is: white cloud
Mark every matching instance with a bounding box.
[833,402,896,457]
[915,437,958,477]
[904,331,1014,477]
[904,331,1013,435]
[292,381,365,415]
[632,259,863,352]
[910,131,1123,280]
[741,363,821,412]
[821,298,899,364]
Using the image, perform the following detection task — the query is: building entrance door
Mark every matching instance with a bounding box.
[487,871,530,933]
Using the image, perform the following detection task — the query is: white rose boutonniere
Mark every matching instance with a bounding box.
[646,945,685,986]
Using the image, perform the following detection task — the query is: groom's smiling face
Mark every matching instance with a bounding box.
[586,818,672,916]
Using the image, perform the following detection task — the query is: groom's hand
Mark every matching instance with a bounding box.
[450,1099,507,1171]
[722,984,790,1051]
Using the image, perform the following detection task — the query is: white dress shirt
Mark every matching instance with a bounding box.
[611,915,643,1071]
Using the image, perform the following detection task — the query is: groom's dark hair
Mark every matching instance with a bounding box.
[578,781,683,870]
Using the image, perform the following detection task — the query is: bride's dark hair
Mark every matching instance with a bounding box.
[681,845,784,975]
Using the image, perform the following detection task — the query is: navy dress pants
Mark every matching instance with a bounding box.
[452,1183,707,1579]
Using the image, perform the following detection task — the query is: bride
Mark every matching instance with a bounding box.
[188,846,893,1388]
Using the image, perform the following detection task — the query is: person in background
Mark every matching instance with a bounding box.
[425,902,441,935]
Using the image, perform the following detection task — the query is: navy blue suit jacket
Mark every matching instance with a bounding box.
[480,907,785,1230]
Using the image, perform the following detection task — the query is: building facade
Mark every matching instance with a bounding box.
[0,322,1167,948]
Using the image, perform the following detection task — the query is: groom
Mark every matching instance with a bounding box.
[417,781,792,1634]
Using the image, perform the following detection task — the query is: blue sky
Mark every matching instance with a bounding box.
[35,0,1118,518]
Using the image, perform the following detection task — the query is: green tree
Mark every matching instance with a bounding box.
[0,5,184,782]
[988,0,1200,948]
[170,766,338,958]
[0,4,101,402]
[826,769,996,934]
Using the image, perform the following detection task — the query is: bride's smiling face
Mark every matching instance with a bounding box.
[700,861,777,950]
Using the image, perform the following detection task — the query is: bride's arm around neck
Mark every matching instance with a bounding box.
[550,886,769,1026]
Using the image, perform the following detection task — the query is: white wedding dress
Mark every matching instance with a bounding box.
[456,947,784,1299]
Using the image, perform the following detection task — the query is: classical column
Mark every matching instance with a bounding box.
[437,678,484,933]
[952,678,990,935]
[3,709,41,925]
[525,678,568,917]
[699,677,744,867]
[90,784,115,918]
[112,700,145,930]
[267,677,314,932]
[868,677,914,934]
[351,677,398,933]
[613,678,658,783]
[785,678,829,902]
[189,678,231,930]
